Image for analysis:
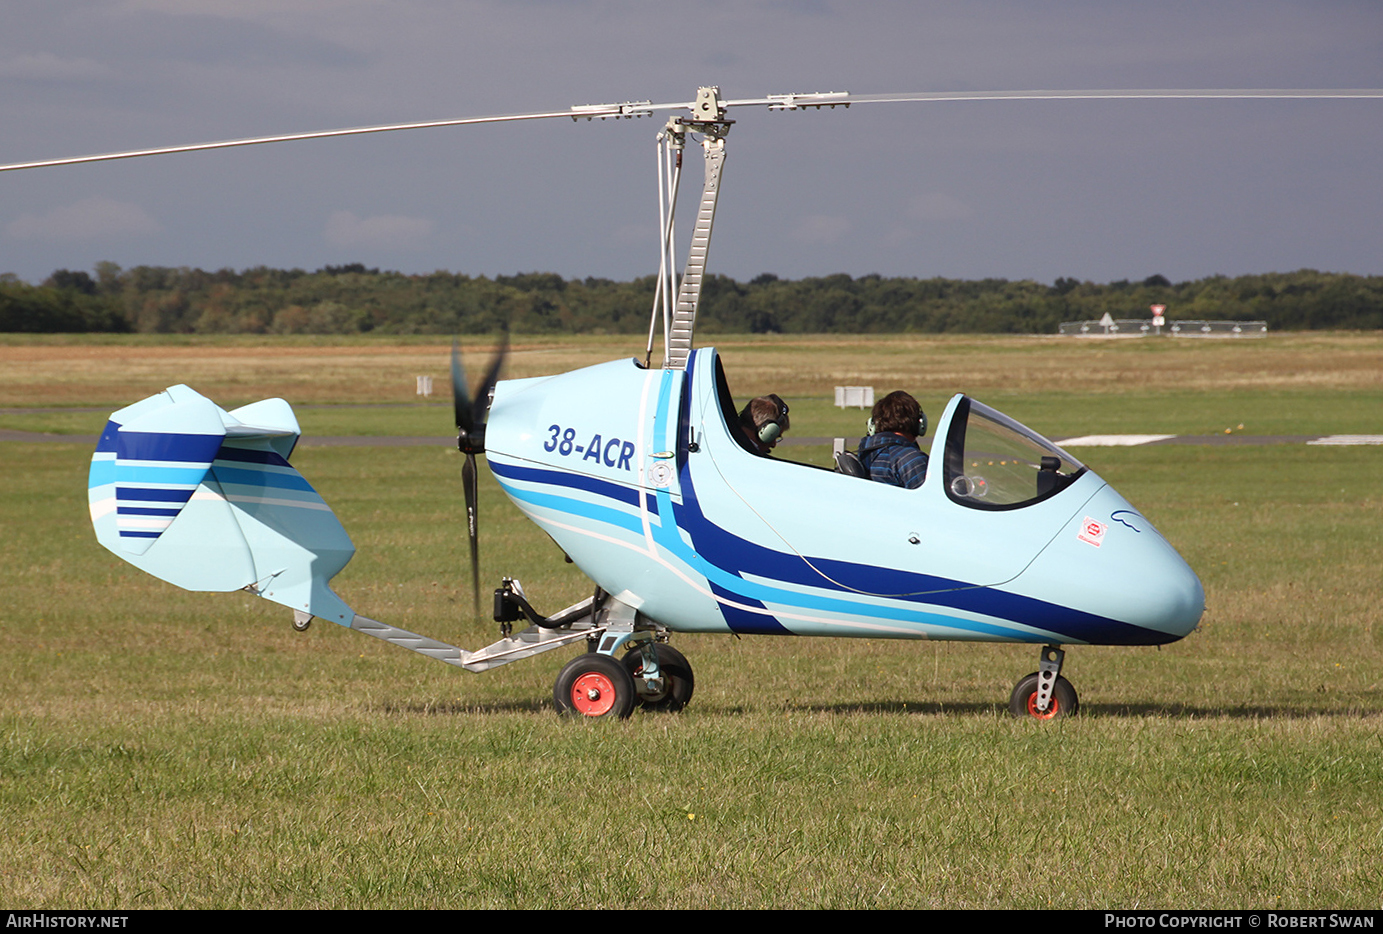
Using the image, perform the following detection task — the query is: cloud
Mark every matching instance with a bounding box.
[6,197,160,241]
[324,210,434,249]
[790,214,851,244]
[908,192,975,222]
[0,52,112,82]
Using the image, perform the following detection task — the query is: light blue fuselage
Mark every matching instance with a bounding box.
[486,348,1204,646]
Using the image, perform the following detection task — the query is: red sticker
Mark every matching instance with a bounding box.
[1078,516,1106,547]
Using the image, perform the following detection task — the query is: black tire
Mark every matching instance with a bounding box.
[1008,672,1079,719]
[553,653,636,719]
[622,643,695,712]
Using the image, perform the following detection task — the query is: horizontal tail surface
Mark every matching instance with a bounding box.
[88,385,356,625]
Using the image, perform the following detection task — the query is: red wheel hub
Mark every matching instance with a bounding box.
[570,672,617,716]
[1026,691,1060,720]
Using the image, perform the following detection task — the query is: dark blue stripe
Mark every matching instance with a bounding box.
[490,374,1171,646]
[116,431,223,464]
[116,506,182,516]
[118,530,161,539]
[96,421,121,453]
[116,488,194,502]
[709,580,792,635]
[211,465,315,492]
[490,460,641,507]
[924,588,1179,645]
[215,446,291,467]
[673,350,1166,646]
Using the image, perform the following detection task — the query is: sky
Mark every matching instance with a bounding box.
[2,0,1381,287]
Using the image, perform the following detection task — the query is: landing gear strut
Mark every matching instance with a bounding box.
[1009,644,1079,719]
[623,642,695,712]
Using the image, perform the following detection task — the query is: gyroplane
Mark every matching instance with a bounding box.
[11,86,1380,717]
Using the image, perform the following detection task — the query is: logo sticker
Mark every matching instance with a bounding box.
[1110,509,1143,533]
[1078,516,1106,547]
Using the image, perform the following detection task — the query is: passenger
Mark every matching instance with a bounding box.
[739,394,790,456]
[857,391,928,488]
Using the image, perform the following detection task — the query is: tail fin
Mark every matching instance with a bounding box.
[88,385,356,626]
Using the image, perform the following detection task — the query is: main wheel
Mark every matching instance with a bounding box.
[622,643,695,712]
[553,654,636,719]
[1008,672,1079,720]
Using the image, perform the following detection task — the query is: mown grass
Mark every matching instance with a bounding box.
[2,334,1381,908]
[3,329,1381,405]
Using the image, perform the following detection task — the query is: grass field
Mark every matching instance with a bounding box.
[2,332,1381,908]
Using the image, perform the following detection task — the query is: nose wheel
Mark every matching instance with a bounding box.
[1009,672,1078,719]
[1009,645,1079,719]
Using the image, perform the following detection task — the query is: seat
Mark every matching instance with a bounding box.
[834,450,868,478]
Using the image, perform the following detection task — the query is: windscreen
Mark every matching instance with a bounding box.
[943,397,1085,510]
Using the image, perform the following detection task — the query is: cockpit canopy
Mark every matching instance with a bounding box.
[942,397,1085,510]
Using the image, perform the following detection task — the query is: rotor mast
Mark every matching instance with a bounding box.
[649,87,847,369]
[661,87,733,370]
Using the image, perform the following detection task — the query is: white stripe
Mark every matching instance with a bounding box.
[1055,434,1176,446]
[1308,435,1383,445]
[118,516,173,530]
[638,368,656,553]
[530,509,955,636]
[189,487,331,511]
[225,493,332,511]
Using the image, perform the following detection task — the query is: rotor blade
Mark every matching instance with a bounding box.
[833,88,1383,105]
[8,88,1379,174]
[0,100,690,174]
[461,453,481,619]
[718,88,1383,111]
[451,338,472,433]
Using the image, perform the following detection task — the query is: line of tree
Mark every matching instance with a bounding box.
[3,263,1381,334]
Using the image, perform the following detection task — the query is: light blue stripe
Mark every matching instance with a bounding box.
[503,460,1033,638]
[88,458,116,487]
[643,369,1041,638]
[113,464,209,485]
[491,368,1040,639]
[501,483,646,537]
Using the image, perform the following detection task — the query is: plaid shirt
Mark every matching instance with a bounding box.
[856,432,929,489]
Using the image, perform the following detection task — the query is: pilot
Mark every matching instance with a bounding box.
[857,391,928,488]
[739,394,790,456]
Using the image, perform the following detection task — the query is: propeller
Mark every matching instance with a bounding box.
[452,333,509,617]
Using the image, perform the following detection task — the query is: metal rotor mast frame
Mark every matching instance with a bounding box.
[651,87,735,371]
[643,89,851,368]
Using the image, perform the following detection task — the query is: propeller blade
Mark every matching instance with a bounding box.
[471,330,509,431]
[462,452,480,618]
[451,338,472,433]
[450,335,508,619]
